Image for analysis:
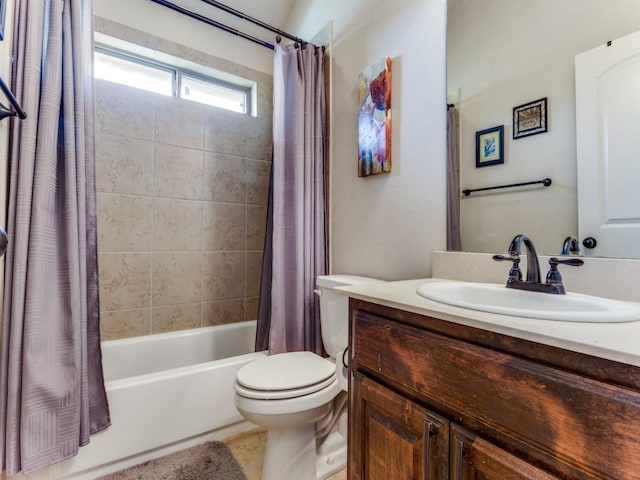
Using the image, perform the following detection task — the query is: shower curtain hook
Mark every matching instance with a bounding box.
[276,35,281,43]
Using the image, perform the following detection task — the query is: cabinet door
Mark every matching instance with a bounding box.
[450,425,561,480]
[350,372,449,480]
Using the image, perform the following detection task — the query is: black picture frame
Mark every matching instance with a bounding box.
[475,125,504,168]
[0,0,6,41]
[513,97,547,139]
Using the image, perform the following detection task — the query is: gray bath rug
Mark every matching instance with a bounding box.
[98,441,248,480]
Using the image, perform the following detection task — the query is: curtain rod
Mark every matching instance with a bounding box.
[149,0,275,50]
[149,0,312,50]
[199,0,308,46]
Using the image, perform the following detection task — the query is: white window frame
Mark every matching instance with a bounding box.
[95,44,252,115]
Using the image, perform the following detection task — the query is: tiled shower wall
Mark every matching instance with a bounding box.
[94,21,272,340]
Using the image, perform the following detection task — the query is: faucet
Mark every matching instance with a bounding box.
[560,236,580,255]
[493,234,584,294]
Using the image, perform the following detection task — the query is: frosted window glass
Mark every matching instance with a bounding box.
[94,51,173,96]
[181,75,247,113]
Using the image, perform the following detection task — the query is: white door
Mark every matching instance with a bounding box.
[575,30,640,257]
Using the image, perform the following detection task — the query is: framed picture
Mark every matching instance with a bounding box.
[475,125,504,168]
[0,0,5,41]
[358,57,392,177]
[513,97,547,139]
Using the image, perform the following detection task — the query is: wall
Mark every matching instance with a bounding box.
[287,0,448,281]
[93,0,274,74]
[448,0,640,255]
[94,21,272,340]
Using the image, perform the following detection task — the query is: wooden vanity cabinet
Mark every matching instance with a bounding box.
[348,299,640,480]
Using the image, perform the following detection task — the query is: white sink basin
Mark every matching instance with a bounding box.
[416,281,640,323]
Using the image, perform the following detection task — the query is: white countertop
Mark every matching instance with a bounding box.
[338,278,640,367]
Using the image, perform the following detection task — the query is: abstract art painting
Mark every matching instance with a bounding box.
[358,57,392,177]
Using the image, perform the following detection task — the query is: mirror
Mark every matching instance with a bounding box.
[447,0,640,256]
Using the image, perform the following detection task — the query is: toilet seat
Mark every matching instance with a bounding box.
[235,351,336,401]
[235,374,336,400]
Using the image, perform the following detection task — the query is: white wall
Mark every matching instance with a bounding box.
[288,0,448,280]
[448,0,640,255]
[93,0,274,74]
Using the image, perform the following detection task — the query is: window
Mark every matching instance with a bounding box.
[94,51,174,96]
[94,46,251,114]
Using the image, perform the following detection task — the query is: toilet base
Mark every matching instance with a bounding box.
[262,424,317,480]
[261,408,348,480]
[316,430,347,480]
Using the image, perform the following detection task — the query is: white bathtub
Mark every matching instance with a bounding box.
[21,321,265,480]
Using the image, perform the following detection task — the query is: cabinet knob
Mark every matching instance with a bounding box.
[582,237,598,249]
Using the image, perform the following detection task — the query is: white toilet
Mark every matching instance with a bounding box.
[234,275,383,480]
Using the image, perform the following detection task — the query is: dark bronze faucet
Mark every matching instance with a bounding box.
[560,236,580,255]
[493,234,584,294]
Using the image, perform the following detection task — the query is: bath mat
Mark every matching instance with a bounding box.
[98,441,248,480]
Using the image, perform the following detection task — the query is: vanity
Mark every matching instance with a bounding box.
[342,279,640,480]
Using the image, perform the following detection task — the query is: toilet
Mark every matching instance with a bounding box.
[234,275,383,480]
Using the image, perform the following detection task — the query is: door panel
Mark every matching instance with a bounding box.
[450,425,560,480]
[576,29,640,257]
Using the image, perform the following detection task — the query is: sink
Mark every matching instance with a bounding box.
[416,281,640,323]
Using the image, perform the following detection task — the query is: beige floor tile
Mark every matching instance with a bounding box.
[328,467,348,480]
[224,428,267,480]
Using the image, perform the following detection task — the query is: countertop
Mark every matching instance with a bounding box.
[338,278,640,367]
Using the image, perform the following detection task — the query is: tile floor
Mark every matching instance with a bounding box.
[224,427,347,480]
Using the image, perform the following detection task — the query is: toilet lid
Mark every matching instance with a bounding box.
[236,351,335,392]
[235,375,336,400]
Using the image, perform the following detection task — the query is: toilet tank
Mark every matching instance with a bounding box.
[315,275,384,359]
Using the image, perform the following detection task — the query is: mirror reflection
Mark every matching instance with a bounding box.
[447,0,640,257]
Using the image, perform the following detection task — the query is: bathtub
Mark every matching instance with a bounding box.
[23,321,266,480]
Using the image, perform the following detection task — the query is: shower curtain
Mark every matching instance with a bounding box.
[447,106,462,251]
[256,42,327,355]
[0,0,110,474]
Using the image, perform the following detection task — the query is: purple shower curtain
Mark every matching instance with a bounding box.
[447,106,461,251]
[0,0,110,474]
[259,42,327,355]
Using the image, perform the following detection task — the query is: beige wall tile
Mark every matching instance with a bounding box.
[203,152,246,203]
[246,206,267,251]
[93,22,273,341]
[152,303,202,333]
[246,160,270,206]
[100,308,151,341]
[204,108,251,156]
[153,252,203,306]
[203,203,245,251]
[154,144,204,199]
[203,299,244,326]
[203,252,245,301]
[96,133,153,195]
[153,198,202,251]
[97,194,153,252]
[99,253,152,310]
[246,252,263,297]
[154,95,204,149]
[245,297,259,321]
[95,80,155,139]
[243,115,272,161]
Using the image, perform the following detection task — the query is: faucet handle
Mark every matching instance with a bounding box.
[493,254,522,281]
[545,257,584,294]
[548,257,584,268]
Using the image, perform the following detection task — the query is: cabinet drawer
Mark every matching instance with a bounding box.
[352,310,640,480]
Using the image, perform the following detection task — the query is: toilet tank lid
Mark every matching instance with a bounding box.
[316,275,384,288]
